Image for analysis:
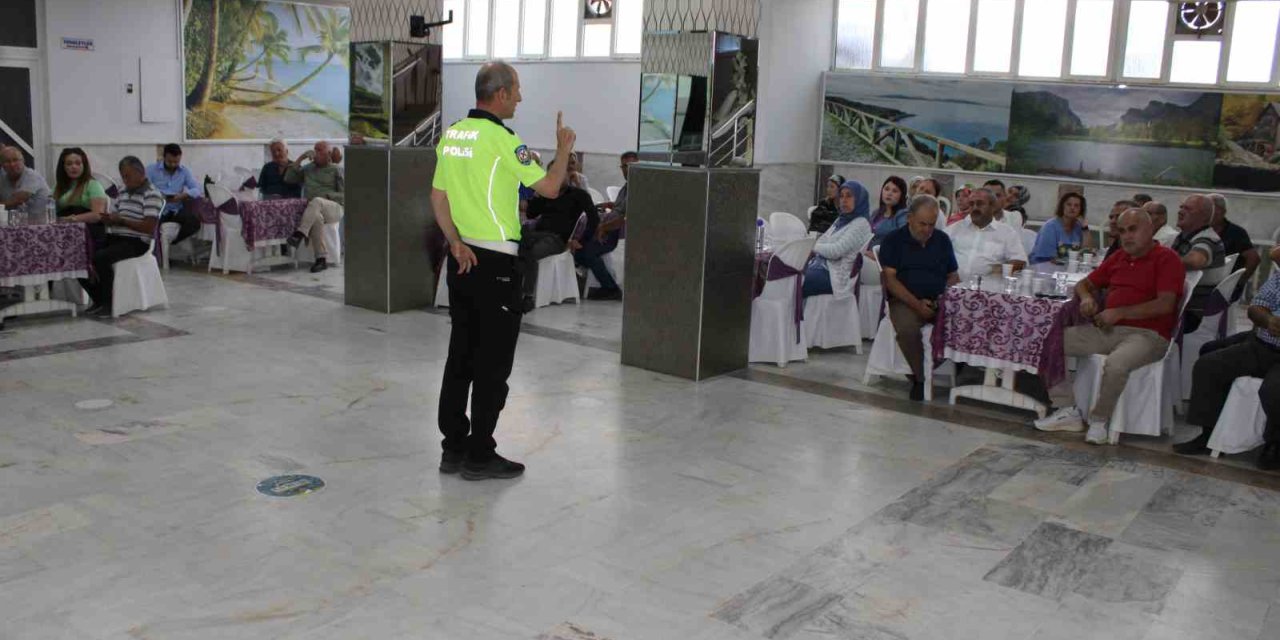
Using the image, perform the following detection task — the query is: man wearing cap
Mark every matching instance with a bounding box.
[430,61,576,481]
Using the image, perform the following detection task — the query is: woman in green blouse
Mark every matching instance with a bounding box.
[52,147,108,244]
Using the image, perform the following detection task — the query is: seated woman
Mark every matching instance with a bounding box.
[802,180,873,298]
[51,147,108,246]
[567,153,590,192]
[1005,185,1031,227]
[910,176,948,229]
[947,185,972,225]
[1029,192,1093,263]
[808,174,844,234]
[868,176,908,246]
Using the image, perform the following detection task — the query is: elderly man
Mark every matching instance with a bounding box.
[0,146,50,218]
[1035,208,1186,444]
[257,139,301,200]
[880,195,959,401]
[1142,201,1179,246]
[284,140,344,272]
[80,156,162,316]
[1173,194,1227,332]
[945,187,1026,281]
[146,143,202,246]
[1208,193,1260,299]
[1175,248,1280,469]
[579,150,638,300]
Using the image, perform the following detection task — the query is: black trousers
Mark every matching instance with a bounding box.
[80,235,150,308]
[438,245,523,461]
[160,202,200,244]
[518,230,568,297]
[1200,330,1253,356]
[1186,334,1280,443]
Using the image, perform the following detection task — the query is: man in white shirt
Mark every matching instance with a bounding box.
[982,178,1024,229]
[1143,201,1180,246]
[945,187,1028,280]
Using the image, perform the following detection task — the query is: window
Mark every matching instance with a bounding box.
[466,0,490,57]
[1227,1,1280,83]
[879,0,921,69]
[972,0,1016,73]
[521,0,547,56]
[922,0,970,73]
[1018,0,1069,77]
[443,0,640,60]
[835,0,877,69]
[1122,0,1168,79]
[1069,0,1115,76]
[548,0,579,57]
[1169,40,1221,84]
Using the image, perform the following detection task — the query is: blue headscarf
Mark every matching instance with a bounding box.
[831,179,870,231]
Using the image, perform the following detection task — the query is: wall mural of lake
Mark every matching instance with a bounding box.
[820,72,1280,193]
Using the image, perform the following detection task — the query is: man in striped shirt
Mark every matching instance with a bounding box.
[81,156,160,316]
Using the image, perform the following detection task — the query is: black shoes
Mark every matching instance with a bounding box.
[1173,432,1212,456]
[1259,443,1280,471]
[587,287,623,301]
[310,258,328,273]
[439,451,465,474]
[909,382,925,402]
[461,454,525,481]
[520,295,537,314]
[287,231,305,248]
[87,305,112,318]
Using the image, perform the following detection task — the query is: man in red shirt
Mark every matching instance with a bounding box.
[1035,208,1186,444]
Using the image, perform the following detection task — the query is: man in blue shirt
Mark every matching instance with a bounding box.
[146,143,202,245]
[879,194,959,401]
[1177,244,1280,469]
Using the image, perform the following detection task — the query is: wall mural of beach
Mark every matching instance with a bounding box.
[183,0,350,141]
[821,72,1280,193]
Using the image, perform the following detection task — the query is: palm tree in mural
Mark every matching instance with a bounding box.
[227,8,349,108]
[229,11,291,83]
[186,0,220,108]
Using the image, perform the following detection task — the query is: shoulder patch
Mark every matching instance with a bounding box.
[515,145,533,166]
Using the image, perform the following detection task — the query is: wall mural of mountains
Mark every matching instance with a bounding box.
[819,71,1280,191]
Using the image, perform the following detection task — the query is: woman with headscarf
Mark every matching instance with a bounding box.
[802,179,873,298]
[808,173,845,234]
[868,176,909,246]
[1003,185,1031,228]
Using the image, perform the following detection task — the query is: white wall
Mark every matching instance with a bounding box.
[442,61,641,155]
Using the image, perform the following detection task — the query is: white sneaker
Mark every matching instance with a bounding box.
[1034,406,1085,432]
[1085,419,1110,445]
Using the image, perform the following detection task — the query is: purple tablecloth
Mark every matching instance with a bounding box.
[0,223,92,282]
[931,286,1081,389]
[194,198,308,251]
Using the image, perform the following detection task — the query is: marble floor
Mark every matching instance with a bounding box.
[0,265,1277,639]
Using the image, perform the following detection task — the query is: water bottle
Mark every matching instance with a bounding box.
[755,217,765,253]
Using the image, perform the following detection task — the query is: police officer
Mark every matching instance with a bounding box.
[430,61,576,481]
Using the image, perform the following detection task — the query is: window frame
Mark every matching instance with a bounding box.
[832,0,1280,91]
[444,0,641,63]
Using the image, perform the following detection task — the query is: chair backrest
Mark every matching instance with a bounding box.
[868,244,883,275]
[606,185,621,202]
[770,212,807,242]
[586,187,605,204]
[773,237,816,271]
[1210,268,1247,305]
[1021,228,1037,255]
[571,212,588,242]
[1171,270,1205,351]
[206,183,235,209]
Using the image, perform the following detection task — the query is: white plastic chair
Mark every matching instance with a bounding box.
[749,237,816,367]
[294,218,343,267]
[586,187,605,205]
[205,184,254,274]
[802,236,871,352]
[769,212,807,244]
[863,312,955,401]
[1180,269,1246,401]
[859,247,884,340]
[112,236,168,317]
[606,186,621,203]
[1072,271,1203,444]
[534,214,586,308]
[1207,377,1267,457]
[1021,228,1037,256]
[585,239,625,291]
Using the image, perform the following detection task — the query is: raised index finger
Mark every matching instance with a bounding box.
[556,111,563,131]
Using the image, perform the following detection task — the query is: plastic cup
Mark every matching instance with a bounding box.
[1001,263,1014,279]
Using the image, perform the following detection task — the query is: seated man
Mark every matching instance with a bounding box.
[0,146,50,218]
[1142,201,1179,246]
[80,156,162,316]
[1172,194,1226,332]
[522,157,598,302]
[981,179,1023,229]
[284,140,344,272]
[577,150,637,300]
[944,187,1026,280]
[1103,200,1138,258]
[1175,250,1280,469]
[879,195,959,402]
[1208,193,1260,300]
[146,143,202,246]
[258,138,302,200]
[1035,208,1186,444]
